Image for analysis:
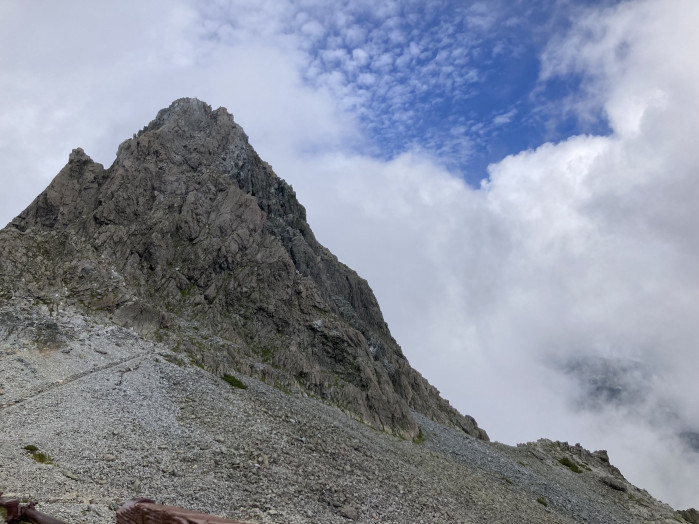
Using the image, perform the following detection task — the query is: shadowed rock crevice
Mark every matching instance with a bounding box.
[3,97,486,440]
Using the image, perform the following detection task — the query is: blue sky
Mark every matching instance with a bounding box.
[2,0,699,509]
[198,0,616,181]
[186,0,619,181]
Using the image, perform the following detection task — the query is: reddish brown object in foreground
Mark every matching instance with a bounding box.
[116,499,246,524]
[0,495,69,524]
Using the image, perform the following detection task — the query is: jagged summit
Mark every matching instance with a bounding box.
[145,97,215,130]
[137,97,232,136]
[1,98,487,440]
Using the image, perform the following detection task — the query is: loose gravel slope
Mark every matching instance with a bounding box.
[0,303,686,523]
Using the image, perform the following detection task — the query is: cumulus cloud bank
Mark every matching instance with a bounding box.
[305,0,699,507]
[1,0,698,509]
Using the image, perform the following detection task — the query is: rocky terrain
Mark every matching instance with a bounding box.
[1,98,696,523]
[1,98,483,442]
[0,303,691,523]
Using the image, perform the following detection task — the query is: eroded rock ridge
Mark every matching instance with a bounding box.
[1,98,486,440]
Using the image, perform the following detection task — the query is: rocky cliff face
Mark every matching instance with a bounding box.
[1,98,486,440]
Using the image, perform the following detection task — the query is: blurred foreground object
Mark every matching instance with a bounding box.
[0,493,68,524]
[0,494,245,524]
[117,498,246,524]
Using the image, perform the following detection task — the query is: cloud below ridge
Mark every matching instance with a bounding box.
[293,0,699,508]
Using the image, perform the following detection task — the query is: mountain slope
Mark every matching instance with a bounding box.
[0,98,695,523]
[0,303,688,523]
[1,98,485,440]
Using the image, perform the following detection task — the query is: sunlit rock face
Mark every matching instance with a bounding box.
[1,97,487,441]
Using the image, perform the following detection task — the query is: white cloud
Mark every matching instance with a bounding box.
[283,0,699,509]
[0,0,357,227]
[492,108,517,127]
[351,47,370,66]
[300,19,325,38]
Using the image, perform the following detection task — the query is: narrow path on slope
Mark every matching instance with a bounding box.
[0,354,146,411]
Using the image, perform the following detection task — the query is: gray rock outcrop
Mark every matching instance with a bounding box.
[1,98,486,440]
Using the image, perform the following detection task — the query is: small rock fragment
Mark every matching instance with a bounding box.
[339,505,358,520]
[593,450,610,463]
[601,476,627,492]
[61,469,80,480]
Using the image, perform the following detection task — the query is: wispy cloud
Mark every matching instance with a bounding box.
[194,0,540,173]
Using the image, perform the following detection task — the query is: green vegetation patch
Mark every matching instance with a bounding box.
[222,374,248,389]
[536,496,548,507]
[24,444,53,464]
[273,380,292,395]
[162,354,187,367]
[558,457,582,473]
[179,285,195,298]
[412,427,426,445]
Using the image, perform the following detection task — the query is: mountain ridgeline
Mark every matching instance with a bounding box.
[1,98,486,441]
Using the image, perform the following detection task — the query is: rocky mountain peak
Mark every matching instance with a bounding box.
[146,97,215,131]
[68,147,93,165]
[5,99,699,523]
[120,98,250,170]
[1,99,487,441]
